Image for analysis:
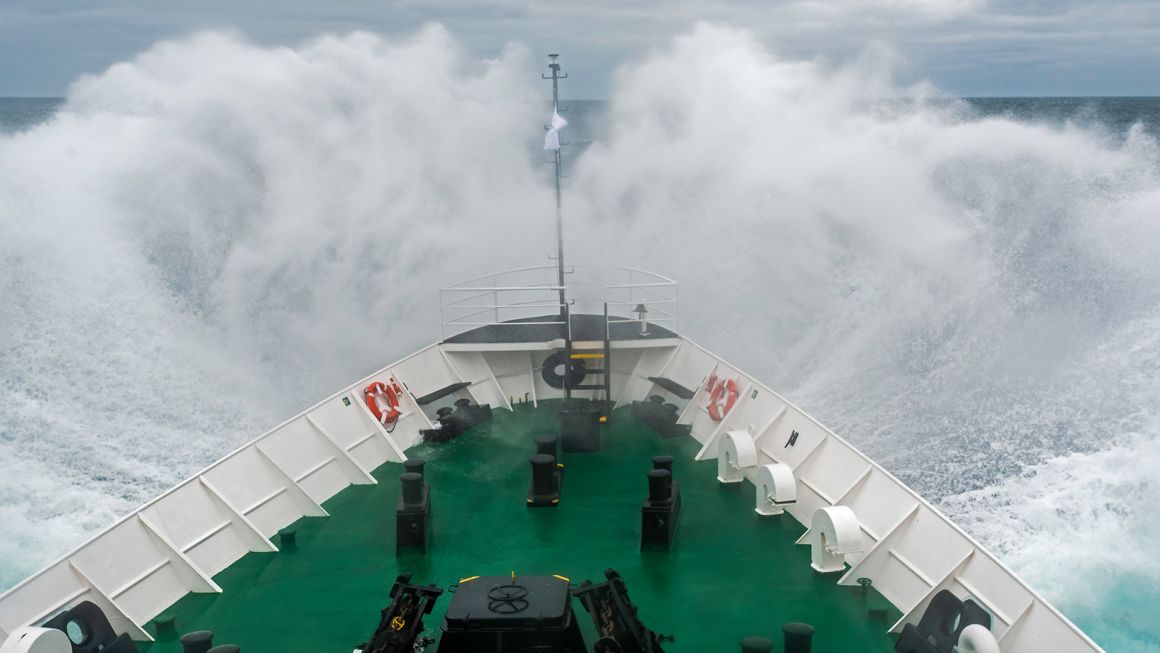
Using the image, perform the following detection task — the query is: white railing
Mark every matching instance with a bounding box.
[439,265,679,339]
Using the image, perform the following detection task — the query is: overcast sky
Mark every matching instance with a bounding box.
[2,0,1158,98]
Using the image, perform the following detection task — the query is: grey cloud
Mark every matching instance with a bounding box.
[1,0,1157,97]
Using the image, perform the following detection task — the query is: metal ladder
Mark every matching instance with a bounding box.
[563,303,612,402]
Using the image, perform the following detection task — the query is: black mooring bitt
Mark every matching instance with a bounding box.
[396,472,430,552]
[641,464,681,551]
[527,453,562,507]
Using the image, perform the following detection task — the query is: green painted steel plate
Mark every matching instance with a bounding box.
[140,402,899,652]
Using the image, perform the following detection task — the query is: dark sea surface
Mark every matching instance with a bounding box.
[966,96,1160,140]
[0,97,64,133]
[5,96,1160,138]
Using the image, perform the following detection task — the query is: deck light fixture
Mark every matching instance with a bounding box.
[634,303,649,336]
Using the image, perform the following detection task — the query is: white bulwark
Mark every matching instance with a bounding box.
[0,266,1103,653]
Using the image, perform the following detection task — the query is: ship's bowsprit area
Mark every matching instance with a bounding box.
[129,402,900,653]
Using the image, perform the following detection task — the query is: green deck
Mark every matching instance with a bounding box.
[140,402,900,652]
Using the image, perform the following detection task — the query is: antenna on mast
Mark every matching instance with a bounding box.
[542,53,569,318]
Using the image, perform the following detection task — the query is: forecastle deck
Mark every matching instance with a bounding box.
[137,402,899,652]
[0,321,1104,652]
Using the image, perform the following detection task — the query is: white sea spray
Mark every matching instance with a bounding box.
[572,24,1160,650]
[2,23,1159,651]
[0,25,548,588]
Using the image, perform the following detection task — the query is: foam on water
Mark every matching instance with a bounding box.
[2,24,1159,651]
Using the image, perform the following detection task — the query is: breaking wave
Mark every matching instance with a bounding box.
[572,26,1160,650]
[0,25,550,590]
[2,23,1158,651]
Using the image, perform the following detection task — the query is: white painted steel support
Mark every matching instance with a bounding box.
[350,400,408,462]
[253,446,329,517]
[676,362,716,425]
[832,466,873,505]
[755,463,796,515]
[615,345,681,409]
[750,405,787,448]
[305,415,378,484]
[958,575,1023,631]
[484,362,513,411]
[888,549,976,632]
[135,514,221,594]
[198,478,278,553]
[438,349,486,407]
[389,372,435,430]
[22,589,86,633]
[997,600,1037,645]
[839,504,921,586]
[789,436,828,472]
[65,562,151,641]
[798,476,838,505]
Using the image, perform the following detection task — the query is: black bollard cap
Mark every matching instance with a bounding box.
[783,622,815,635]
[153,613,176,634]
[180,630,214,653]
[403,458,426,478]
[534,434,559,457]
[278,528,297,550]
[783,622,815,653]
[740,636,774,653]
[207,646,240,653]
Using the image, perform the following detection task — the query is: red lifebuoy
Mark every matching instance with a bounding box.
[708,378,738,422]
[364,379,402,428]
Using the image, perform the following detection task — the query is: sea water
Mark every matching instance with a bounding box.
[1,26,1159,651]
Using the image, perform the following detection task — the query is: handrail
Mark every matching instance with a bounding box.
[439,265,679,339]
[446,284,564,292]
[444,265,678,289]
[445,265,567,289]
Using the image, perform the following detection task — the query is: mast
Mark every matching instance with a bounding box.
[543,54,568,318]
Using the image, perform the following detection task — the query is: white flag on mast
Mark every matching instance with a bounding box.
[544,110,567,150]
